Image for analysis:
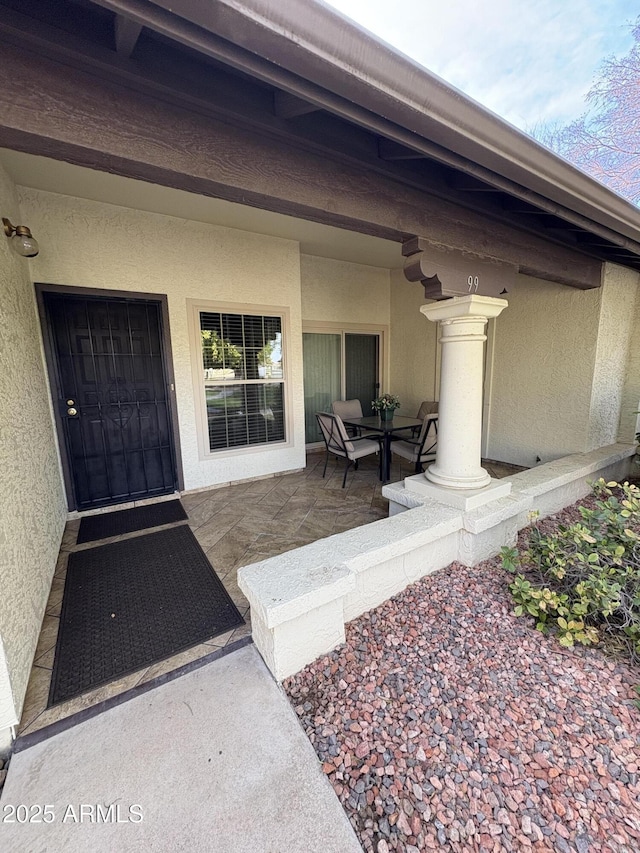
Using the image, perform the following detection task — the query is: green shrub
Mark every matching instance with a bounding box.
[501,479,640,662]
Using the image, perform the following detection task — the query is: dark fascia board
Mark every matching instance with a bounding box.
[98,0,640,245]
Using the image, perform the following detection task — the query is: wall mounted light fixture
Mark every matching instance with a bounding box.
[2,218,39,257]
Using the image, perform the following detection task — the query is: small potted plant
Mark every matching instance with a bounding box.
[372,393,400,422]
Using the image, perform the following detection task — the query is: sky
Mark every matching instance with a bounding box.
[324,0,636,132]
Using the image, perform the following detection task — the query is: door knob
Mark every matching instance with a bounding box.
[67,407,77,416]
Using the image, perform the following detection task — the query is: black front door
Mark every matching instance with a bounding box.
[43,291,178,510]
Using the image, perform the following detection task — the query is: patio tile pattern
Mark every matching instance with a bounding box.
[18,452,524,738]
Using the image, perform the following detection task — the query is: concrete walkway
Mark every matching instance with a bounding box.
[0,645,361,852]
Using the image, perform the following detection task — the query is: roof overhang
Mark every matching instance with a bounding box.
[0,0,638,279]
[101,0,640,244]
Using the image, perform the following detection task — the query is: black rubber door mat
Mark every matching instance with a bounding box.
[49,525,244,707]
[76,500,188,544]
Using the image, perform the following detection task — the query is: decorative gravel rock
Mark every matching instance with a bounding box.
[285,501,640,852]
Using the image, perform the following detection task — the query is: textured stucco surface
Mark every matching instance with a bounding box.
[615,266,640,444]
[300,253,392,392]
[487,274,602,466]
[241,444,630,682]
[0,167,67,730]
[19,188,306,491]
[588,264,639,450]
[0,638,14,745]
[300,253,391,326]
[389,268,438,417]
[239,499,463,678]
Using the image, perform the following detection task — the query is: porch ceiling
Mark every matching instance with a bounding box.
[0,0,639,282]
[0,149,402,269]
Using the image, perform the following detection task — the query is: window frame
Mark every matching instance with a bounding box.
[301,320,388,448]
[189,299,293,461]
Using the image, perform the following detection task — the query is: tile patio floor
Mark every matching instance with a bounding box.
[18,451,524,739]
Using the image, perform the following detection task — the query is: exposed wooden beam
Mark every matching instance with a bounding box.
[447,173,503,193]
[541,222,588,231]
[583,244,625,252]
[501,197,547,214]
[601,251,638,259]
[553,226,593,233]
[575,234,621,249]
[36,0,639,260]
[537,215,573,230]
[273,90,320,119]
[114,14,142,58]
[3,3,639,272]
[541,227,579,244]
[378,138,426,161]
[0,39,605,289]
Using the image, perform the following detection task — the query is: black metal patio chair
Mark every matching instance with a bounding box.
[412,400,439,436]
[391,413,438,474]
[331,398,377,438]
[315,411,381,487]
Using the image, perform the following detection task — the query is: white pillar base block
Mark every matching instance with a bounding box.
[405,473,512,510]
[425,464,491,490]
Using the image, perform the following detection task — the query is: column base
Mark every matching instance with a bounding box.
[426,464,492,490]
[405,474,512,510]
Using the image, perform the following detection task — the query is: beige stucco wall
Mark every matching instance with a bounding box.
[19,188,306,492]
[0,167,67,732]
[614,266,640,445]
[389,268,438,417]
[300,253,391,392]
[486,274,602,467]
[300,254,390,326]
[588,263,639,450]
[300,254,390,406]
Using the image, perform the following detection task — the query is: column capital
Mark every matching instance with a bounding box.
[421,294,508,323]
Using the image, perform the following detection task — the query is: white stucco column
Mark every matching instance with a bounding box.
[422,295,508,490]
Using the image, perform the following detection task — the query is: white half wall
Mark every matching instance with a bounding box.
[0,166,67,732]
[239,443,634,682]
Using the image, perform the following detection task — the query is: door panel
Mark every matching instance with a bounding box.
[44,292,177,510]
[345,333,379,418]
[302,333,341,443]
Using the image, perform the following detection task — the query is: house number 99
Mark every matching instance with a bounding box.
[468,275,479,292]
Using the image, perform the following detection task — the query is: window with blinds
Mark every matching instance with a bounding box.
[199,311,285,452]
